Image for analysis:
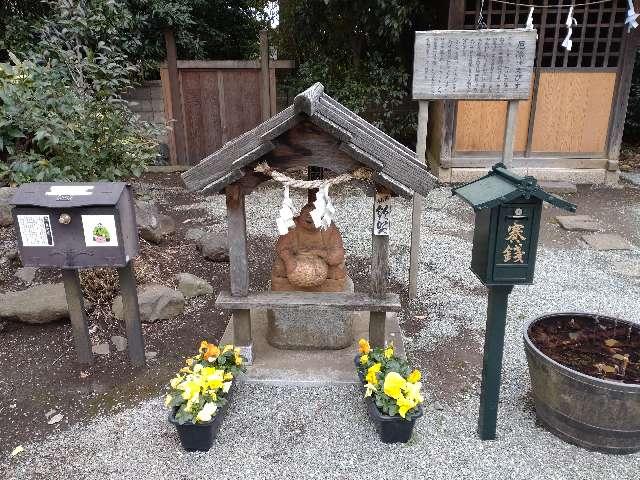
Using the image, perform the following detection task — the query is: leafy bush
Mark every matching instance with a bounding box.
[0,0,161,185]
[279,0,438,145]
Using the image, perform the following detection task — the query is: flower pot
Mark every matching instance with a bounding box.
[524,313,640,454]
[354,355,423,443]
[168,384,235,451]
[365,395,423,443]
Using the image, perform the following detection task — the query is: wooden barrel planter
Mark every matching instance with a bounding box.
[524,313,640,454]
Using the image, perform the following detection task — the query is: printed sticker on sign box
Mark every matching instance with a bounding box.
[17,215,54,246]
[81,215,119,247]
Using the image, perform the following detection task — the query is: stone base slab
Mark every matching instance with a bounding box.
[221,309,404,385]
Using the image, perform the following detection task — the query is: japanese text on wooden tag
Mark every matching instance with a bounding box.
[373,192,391,236]
[412,29,536,100]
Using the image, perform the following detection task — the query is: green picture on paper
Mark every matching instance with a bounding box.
[92,223,111,243]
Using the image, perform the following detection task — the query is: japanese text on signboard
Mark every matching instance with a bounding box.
[412,29,536,100]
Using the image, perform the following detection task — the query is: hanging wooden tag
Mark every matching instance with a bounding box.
[373,192,391,236]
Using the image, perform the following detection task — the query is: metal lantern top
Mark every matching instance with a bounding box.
[452,163,577,213]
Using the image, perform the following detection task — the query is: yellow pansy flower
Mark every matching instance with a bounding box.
[365,363,381,385]
[383,371,406,400]
[384,345,394,359]
[364,383,377,398]
[196,402,218,422]
[223,344,233,354]
[396,394,414,418]
[170,376,183,389]
[164,394,173,407]
[186,358,194,366]
[234,353,243,366]
[358,338,371,354]
[407,369,421,383]
[359,354,369,365]
[224,372,234,381]
[404,381,424,405]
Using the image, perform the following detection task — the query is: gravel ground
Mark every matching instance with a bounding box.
[3,183,640,479]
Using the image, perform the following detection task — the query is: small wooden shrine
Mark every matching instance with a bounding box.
[182,82,437,361]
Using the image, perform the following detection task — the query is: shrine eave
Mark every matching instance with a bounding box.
[181,82,439,198]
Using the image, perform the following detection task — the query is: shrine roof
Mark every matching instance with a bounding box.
[181,82,438,197]
[452,163,577,212]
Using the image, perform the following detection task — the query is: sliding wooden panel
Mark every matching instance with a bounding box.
[530,71,616,153]
[454,95,532,153]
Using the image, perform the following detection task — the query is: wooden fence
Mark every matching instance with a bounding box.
[160,31,293,166]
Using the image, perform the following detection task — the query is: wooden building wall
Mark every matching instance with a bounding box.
[429,0,639,174]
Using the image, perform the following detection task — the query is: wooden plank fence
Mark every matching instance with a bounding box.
[160,30,293,166]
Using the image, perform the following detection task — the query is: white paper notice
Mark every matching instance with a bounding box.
[81,215,119,247]
[45,185,94,196]
[17,215,54,246]
[373,192,391,236]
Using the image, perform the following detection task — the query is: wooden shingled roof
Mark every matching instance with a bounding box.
[181,82,438,198]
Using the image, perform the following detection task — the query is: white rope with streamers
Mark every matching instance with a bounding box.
[525,6,535,30]
[276,185,296,235]
[626,0,640,31]
[561,6,578,51]
[254,162,373,232]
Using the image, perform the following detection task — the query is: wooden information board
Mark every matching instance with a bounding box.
[412,29,537,101]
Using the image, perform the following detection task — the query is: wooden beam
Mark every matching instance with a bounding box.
[216,291,401,312]
[260,30,270,122]
[159,60,294,70]
[607,30,640,161]
[370,186,390,347]
[62,269,93,365]
[409,100,429,299]
[117,261,146,367]
[502,100,519,168]
[163,29,187,165]
[226,184,251,348]
[226,185,249,296]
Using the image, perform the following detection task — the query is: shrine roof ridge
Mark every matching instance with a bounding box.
[181,82,438,198]
[451,163,577,212]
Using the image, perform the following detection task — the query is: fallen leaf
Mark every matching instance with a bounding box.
[613,353,630,362]
[47,413,63,425]
[594,363,618,374]
[604,339,620,347]
[44,409,56,418]
[10,446,24,457]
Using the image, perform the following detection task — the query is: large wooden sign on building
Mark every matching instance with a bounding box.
[425,0,640,185]
[413,29,537,100]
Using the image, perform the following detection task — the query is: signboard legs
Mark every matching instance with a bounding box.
[117,261,146,367]
[478,285,513,440]
[409,101,429,299]
[62,269,93,365]
[502,100,520,168]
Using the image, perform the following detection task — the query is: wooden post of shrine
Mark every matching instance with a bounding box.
[369,186,391,347]
[226,184,252,362]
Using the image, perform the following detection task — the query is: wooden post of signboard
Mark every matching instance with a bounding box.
[409,101,429,299]
[502,100,519,168]
[411,28,537,440]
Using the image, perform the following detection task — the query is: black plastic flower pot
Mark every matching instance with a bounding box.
[365,396,423,443]
[354,355,423,443]
[168,384,235,452]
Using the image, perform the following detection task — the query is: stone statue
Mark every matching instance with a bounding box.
[271,203,347,293]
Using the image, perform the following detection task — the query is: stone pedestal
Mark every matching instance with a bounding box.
[267,277,355,350]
